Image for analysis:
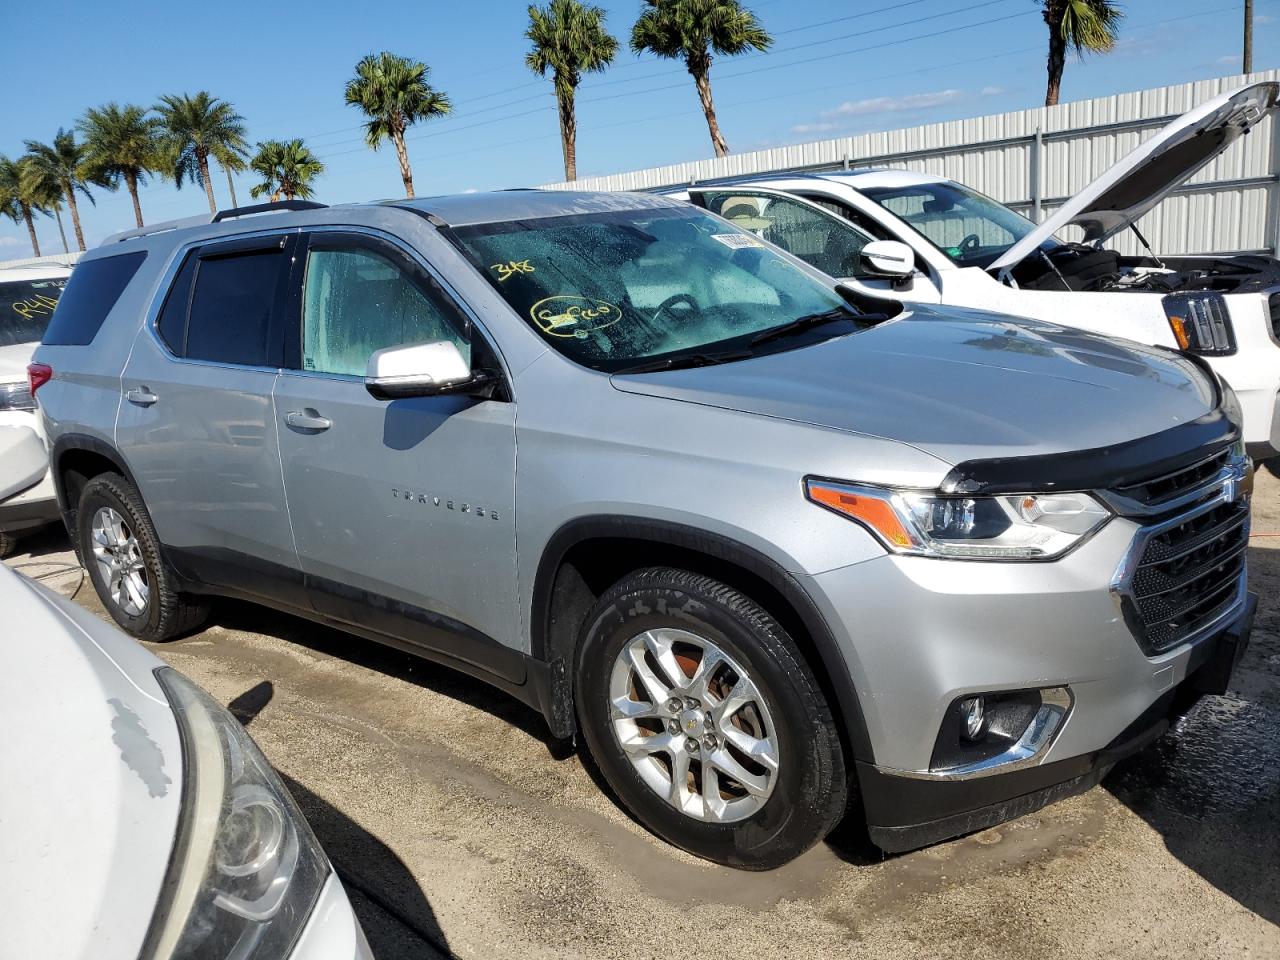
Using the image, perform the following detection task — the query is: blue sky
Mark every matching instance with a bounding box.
[1,0,1275,257]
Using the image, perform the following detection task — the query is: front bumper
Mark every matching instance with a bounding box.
[287,872,373,960]
[0,471,59,534]
[856,594,1255,852]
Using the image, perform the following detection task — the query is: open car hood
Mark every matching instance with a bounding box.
[989,80,1280,273]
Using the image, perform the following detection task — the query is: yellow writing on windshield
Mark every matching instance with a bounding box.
[491,260,535,282]
[530,295,623,338]
[11,295,59,321]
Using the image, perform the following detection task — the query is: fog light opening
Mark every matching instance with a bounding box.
[960,696,987,741]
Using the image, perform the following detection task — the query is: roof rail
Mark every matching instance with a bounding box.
[104,213,216,245]
[211,199,328,222]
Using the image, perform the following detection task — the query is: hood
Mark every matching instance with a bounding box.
[611,306,1217,468]
[990,80,1280,272]
[0,568,181,960]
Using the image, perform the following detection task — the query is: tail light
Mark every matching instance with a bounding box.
[26,362,52,398]
[1162,293,1236,355]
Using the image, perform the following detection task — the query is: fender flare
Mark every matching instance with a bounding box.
[49,433,139,513]
[530,514,876,763]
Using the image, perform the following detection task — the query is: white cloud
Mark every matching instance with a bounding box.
[790,121,838,134]
[821,88,967,118]
[0,236,21,247]
[1257,13,1274,24]
[1217,54,1242,65]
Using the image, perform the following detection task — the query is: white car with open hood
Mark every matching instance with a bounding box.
[0,563,371,960]
[673,80,1280,460]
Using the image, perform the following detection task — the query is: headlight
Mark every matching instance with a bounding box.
[145,668,328,960]
[0,381,35,411]
[806,478,1110,560]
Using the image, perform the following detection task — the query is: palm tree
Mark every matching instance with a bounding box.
[23,168,70,254]
[526,0,618,181]
[22,130,95,252]
[77,103,161,228]
[1040,0,1123,107]
[155,92,249,212]
[249,139,325,202]
[214,145,248,208]
[630,0,770,158]
[0,155,42,257]
[344,52,451,199]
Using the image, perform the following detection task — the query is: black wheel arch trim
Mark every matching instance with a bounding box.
[530,514,877,763]
[49,433,143,514]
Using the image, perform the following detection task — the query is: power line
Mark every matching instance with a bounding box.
[312,5,1042,163]
[267,0,1014,154]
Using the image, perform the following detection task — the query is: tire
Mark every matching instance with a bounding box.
[575,567,848,870]
[76,472,208,641]
[0,529,17,559]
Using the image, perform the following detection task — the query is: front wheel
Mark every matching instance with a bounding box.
[575,567,848,870]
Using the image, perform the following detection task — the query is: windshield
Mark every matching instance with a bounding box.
[860,181,1059,269]
[452,206,860,372]
[0,276,67,347]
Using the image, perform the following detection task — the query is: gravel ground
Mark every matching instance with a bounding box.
[10,466,1280,960]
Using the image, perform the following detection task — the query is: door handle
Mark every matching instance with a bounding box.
[125,387,158,406]
[284,410,332,431]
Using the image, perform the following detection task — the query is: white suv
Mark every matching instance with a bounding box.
[0,263,69,555]
[672,81,1280,461]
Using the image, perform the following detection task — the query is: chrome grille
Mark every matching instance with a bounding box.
[1117,494,1249,655]
[1110,447,1232,510]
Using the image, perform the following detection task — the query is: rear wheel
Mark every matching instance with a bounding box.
[576,567,847,869]
[77,473,208,641]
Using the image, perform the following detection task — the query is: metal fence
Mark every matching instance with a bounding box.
[542,70,1280,258]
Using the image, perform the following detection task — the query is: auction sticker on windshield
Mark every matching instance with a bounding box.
[530,295,623,338]
[710,233,764,249]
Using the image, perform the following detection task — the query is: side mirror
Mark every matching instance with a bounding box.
[860,240,916,288]
[365,340,476,400]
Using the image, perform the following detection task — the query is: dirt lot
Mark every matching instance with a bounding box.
[10,468,1280,960]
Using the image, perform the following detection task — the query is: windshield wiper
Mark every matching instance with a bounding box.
[613,349,754,374]
[748,307,859,348]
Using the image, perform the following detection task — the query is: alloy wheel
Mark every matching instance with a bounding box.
[90,506,149,617]
[608,627,780,823]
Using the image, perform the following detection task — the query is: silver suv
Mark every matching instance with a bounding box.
[33,192,1257,869]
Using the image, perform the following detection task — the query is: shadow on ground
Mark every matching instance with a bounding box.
[1105,542,1280,928]
[230,681,454,959]
[214,599,570,757]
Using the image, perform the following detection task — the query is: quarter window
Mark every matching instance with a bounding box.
[185,247,284,366]
[41,252,145,346]
[299,240,469,377]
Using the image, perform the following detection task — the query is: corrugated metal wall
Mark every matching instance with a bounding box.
[542,71,1280,257]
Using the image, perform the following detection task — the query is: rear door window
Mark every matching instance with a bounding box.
[41,253,146,346]
[155,253,198,355]
[184,242,288,366]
